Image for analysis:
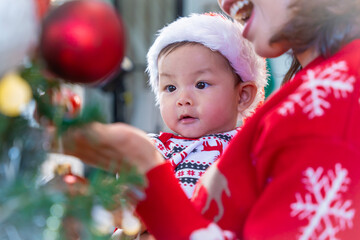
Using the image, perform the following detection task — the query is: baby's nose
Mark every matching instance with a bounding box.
[177,98,192,106]
[176,92,193,106]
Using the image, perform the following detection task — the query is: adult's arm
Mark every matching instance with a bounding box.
[136,128,259,239]
[62,122,237,239]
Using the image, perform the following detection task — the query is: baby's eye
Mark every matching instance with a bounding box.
[196,82,209,89]
[165,85,176,92]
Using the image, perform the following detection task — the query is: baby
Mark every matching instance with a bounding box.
[113,12,267,240]
[146,13,267,198]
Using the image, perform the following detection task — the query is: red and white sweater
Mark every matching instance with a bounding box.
[136,39,360,240]
[148,130,238,198]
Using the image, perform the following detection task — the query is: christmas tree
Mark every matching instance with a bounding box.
[0,0,142,239]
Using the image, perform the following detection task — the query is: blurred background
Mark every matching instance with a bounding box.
[77,0,292,133]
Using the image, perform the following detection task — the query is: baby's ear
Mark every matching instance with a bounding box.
[237,81,257,113]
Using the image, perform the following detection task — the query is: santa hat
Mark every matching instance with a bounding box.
[146,13,268,118]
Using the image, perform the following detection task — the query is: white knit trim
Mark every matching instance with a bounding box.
[146,13,268,118]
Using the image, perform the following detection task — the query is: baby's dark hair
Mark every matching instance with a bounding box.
[272,0,360,83]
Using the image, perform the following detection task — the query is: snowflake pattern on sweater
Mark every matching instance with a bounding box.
[291,164,355,240]
[278,61,355,119]
[148,129,238,198]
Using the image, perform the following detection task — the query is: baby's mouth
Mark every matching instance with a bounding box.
[179,115,196,122]
[228,0,253,24]
[180,115,193,120]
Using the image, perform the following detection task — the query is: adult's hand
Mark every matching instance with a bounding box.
[62,122,163,175]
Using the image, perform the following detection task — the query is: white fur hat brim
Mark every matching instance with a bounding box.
[146,13,268,118]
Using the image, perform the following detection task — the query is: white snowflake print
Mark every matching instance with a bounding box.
[279,61,355,119]
[190,223,235,240]
[291,164,355,240]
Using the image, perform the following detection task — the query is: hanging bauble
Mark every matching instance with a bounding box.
[52,87,82,118]
[0,72,32,117]
[40,0,126,84]
[48,163,89,196]
[0,0,38,78]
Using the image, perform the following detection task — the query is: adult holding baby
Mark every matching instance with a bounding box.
[65,0,360,239]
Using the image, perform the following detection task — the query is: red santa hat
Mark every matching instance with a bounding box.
[146,13,268,118]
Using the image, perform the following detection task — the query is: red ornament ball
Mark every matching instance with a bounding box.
[40,0,125,84]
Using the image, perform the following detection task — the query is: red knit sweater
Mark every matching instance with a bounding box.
[137,39,360,240]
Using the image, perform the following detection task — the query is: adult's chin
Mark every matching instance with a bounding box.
[253,40,290,59]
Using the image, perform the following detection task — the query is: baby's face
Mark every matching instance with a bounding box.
[157,44,241,138]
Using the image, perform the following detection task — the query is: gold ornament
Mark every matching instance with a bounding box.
[0,72,32,117]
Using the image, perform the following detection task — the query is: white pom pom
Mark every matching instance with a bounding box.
[121,207,141,236]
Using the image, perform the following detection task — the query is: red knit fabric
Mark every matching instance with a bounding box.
[136,39,360,240]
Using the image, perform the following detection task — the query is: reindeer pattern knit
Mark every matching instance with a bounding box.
[148,129,239,198]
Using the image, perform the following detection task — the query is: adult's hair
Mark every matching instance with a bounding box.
[271,0,360,84]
